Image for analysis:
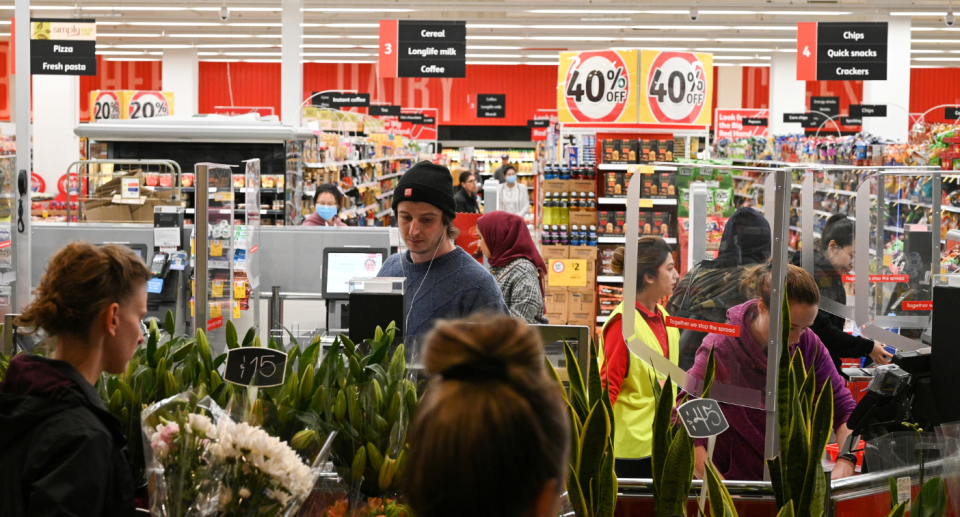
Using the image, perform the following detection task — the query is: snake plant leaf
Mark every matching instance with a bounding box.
[567,469,589,517]
[601,380,615,441]
[545,357,568,403]
[578,400,610,496]
[786,396,809,506]
[702,346,716,399]
[588,341,603,408]
[887,502,908,517]
[804,378,834,513]
[565,341,588,424]
[913,477,947,517]
[705,460,727,517]
[776,501,795,517]
[567,403,582,471]
[767,455,789,507]
[597,445,617,517]
[651,374,675,496]
[791,348,806,400]
[806,467,827,517]
[777,296,792,456]
[225,319,239,350]
[657,424,695,517]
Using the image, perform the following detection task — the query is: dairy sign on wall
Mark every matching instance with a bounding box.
[31,19,97,76]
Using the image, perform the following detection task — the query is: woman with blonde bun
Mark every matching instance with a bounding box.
[404,314,569,517]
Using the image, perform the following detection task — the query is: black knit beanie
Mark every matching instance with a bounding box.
[392,160,456,218]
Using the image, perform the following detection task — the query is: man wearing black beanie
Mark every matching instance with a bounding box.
[378,161,508,348]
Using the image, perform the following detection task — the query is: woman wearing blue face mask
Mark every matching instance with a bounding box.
[303,183,347,227]
[497,166,530,218]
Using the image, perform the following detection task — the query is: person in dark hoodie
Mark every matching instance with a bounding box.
[666,207,772,370]
[790,214,892,373]
[0,241,152,517]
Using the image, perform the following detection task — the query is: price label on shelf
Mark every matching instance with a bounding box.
[234,280,247,299]
[558,49,638,124]
[210,302,222,319]
[640,50,713,125]
[233,302,242,319]
[211,240,223,257]
[212,280,224,298]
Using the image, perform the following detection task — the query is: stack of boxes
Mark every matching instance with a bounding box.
[541,244,599,326]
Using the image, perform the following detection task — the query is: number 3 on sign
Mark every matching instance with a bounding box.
[641,50,713,125]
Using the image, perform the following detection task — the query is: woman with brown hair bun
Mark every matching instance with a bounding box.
[404,314,570,517]
[598,236,680,477]
[0,242,152,517]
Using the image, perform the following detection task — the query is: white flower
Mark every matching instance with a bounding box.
[238,487,251,499]
[187,413,216,438]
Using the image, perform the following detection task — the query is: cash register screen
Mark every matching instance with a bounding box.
[322,248,387,300]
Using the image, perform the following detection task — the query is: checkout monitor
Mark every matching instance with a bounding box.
[321,248,388,300]
[100,242,149,264]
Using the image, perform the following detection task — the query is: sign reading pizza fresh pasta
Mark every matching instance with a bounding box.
[557,49,639,124]
[639,50,713,126]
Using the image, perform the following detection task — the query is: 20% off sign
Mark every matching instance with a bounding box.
[127,91,171,119]
[643,51,710,124]
[560,50,635,123]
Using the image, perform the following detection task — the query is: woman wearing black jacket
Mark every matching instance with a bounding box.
[791,215,892,374]
[0,242,152,517]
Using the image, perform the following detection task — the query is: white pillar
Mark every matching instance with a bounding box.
[14,0,30,310]
[862,16,911,143]
[716,65,743,109]
[162,48,199,116]
[770,52,806,135]
[33,76,80,199]
[281,0,303,126]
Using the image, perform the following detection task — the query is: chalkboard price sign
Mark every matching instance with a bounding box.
[677,398,729,438]
[224,348,287,387]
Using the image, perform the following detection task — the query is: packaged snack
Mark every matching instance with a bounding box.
[657,139,668,162]
[615,212,625,234]
[628,140,639,163]
[182,173,195,188]
[606,172,619,196]
[612,140,622,163]
[603,140,614,163]
[614,172,625,196]
[641,139,652,163]
[679,187,690,217]
[714,187,734,216]
[659,172,675,197]
[647,139,659,163]
[643,175,655,197]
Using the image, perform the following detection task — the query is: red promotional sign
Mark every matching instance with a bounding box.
[797,22,818,81]
[378,20,399,79]
[397,107,438,140]
[667,316,741,337]
[453,212,482,263]
[532,127,548,141]
[207,316,224,331]
[715,109,770,140]
[645,51,708,124]
[903,300,933,311]
[843,274,909,282]
[563,50,633,123]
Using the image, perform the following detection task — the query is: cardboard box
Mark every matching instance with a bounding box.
[545,312,567,325]
[543,180,568,193]
[569,287,596,312]
[568,308,596,327]
[628,140,640,163]
[540,245,569,260]
[569,211,597,228]
[571,180,596,194]
[544,287,569,313]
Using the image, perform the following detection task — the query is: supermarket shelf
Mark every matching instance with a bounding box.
[376,209,392,218]
[735,192,755,199]
[518,172,537,176]
[303,155,416,168]
[597,276,624,283]
[355,181,380,189]
[597,315,610,323]
[343,203,380,216]
[884,225,905,234]
[375,170,406,181]
[598,236,677,244]
[731,175,761,181]
[376,189,394,200]
[597,163,677,171]
[185,208,282,216]
[887,198,960,214]
[818,188,876,199]
[598,197,678,205]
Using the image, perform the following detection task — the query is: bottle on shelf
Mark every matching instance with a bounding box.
[570,225,581,246]
[559,194,570,226]
[559,225,569,245]
[588,225,598,247]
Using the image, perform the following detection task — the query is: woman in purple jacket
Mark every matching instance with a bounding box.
[686,263,857,481]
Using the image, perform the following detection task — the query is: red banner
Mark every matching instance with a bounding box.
[715,109,769,140]
[797,22,818,81]
[903,300,933,311]
[453,212,482,263]
[843,274,909,282]
[378,20,399,79]
[667,316,741,337]
[207,316,224,331]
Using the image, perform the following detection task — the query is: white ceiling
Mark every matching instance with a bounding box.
[4,1,960,67]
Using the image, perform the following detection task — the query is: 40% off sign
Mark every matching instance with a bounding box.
[644,52,709,124]
[561,50,634,123]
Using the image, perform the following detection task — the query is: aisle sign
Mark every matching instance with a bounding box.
[639,50,714,126]
[548,259,588,287]
[396,108,438,140]
[558,49,639,124]
[370,105,401,116]
[31,19,97,76]
[797,22,888,81]
[810,96,839,116]
[715,109,769,140]
[850,104,887,118]
[945,107,960,120]
[378,20,466,78]
[841,117,863,126]
[313,92,371,108]
[477,94,506,118]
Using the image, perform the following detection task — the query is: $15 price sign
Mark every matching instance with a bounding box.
[558,50,639,124]
[640,50,714,126]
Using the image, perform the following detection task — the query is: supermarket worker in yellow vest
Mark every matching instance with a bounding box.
[598,236,680,478]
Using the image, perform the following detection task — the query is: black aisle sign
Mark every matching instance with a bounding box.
[811,96,839,116]
[528,119,550,128]
[677,398,729,439]
[422,116,436,125]
[946,107,960,120]
[477,94,506,118]
[742,117,768,127]
[31,19,97,76]
[850,104,887,118]
[784,113,813,123]
[313,92,370,108]
[798,22,887,81]
[399,113,424,123]
[379,20,467,78]
[224,347,288,387]
[370,105,401,116]
[841,117,863,126]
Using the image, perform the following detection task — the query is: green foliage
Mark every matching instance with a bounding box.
[547,340,617,517]
[704,461,739,517]
[765,296,833,517]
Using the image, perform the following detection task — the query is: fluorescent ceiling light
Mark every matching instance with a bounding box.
[912,39,960,43]
[892,12,948,16]
[466,35,522,40]
[83,6,189,10]
[915,57,960,61]
[912,28,940,31]
[913,50,947,53]
[633,25,730,30]
[526,61,560,65]
[622,37,709,42]
[223,52,282,56]
[777,48,798,52]
[524,54,561,58]
[306,60,373,63]
[714,63,734,67]
[302,7,413,12]
[106,58,161,61]
[346,35,378,39]
[712,55,764,60]
[467,24,525,29]
[99,33,161,37]
[733,26,797,31]
[228,23,281,27]
[466,53,523,58]
[254,35,281,38]
[469,45,523,50]
[28,5,73,9]
[717,38,795,42]
[128,22,223,26]
[169,34,254,38]
[696,47,773,52]
[300,44,372,48]
[759,11,851,15]
[112,44,193,49]
[302,35,343,39]
[748,64,771,67]
[301,52,373,57]
[641,10,688,14]
[322,23,380,28]
[529,9,641,14]
[700,10,758,14]
[466,61,523,65]
[97,51,148,55]
[528,25,628,29]
[197,44,277,48]
[529,36,618,41]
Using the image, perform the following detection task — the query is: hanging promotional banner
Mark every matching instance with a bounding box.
[396,108,438,140]
[378,20,466,78]
[639,50,713,126]
[30,19,97,76]
[797,22,888,81]
[715,109,770,141]
[89,90,174,121]
[557,49,639,124]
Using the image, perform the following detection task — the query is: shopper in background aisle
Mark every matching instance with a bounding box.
[302,183,347,227]
[598,237,680,478]
[497,167,530,218]
[0,242,152,517]
[404,314,569,517]
[667,207,771,370]
[492,153,511,183]
[477,211,549,324]
[686,263,857,481]
[378,161,508,350]
[790,214,891,372]
[454,171,480,214]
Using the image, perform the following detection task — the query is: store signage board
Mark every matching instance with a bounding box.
[396,108,438,141]
[548,259,588,287]
[378,20,466,78]
[558,49,639,124]
[30,19,97,76]
[313,92,371,108]
[946,107,960,120]
[370,105,401,116]
[224,347,288,387]
[797,22,888,81]
[810,96,839,116]
[399,113,424,123]
[850,104,887,118]
[640,50,714,126]
[841,117,863,126]
[477,94,506,118]
[528,119,550,128]
[677,398,729,438]
[715,109,769,140]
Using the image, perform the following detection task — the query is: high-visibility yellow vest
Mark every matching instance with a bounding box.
[597,301,680,459]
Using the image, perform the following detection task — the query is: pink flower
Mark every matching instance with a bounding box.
[159,422,180,444]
